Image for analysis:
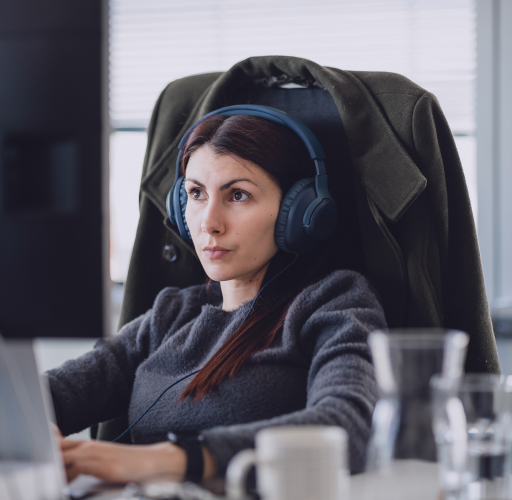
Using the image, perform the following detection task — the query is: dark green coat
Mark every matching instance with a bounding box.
[122,55,500,375]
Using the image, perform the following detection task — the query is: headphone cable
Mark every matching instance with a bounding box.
[111,254,299,443]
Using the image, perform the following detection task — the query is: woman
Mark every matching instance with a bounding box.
[48,111,386,484]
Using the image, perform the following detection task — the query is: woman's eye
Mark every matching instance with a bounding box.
[233,191,249,202]
[189,188,205,200]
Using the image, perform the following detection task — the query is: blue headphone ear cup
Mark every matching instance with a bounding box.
[166,185,176,226]
[275,178,316,254]
[172,176,192,244]
[179,180,192,242]
[305,197,338,241]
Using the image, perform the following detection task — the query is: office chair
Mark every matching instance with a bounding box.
[95,55,500,442]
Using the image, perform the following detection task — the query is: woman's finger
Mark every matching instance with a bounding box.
[62,443,100,481]
[65,462,81,483]
[59,440,186,484]
[60,439,85,450]
[61,442,114,477]
[62,448,81,467]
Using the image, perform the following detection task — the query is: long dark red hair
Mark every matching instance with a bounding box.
[178,114,339,400]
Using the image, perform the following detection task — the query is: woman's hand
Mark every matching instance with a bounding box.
[60,439,187,483]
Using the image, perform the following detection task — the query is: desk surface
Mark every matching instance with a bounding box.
[351,460,439,500]
[71,460,440,500]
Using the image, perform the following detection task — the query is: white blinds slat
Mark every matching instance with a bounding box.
[109,0,475,134]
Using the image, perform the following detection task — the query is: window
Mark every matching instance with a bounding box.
[476,0,512,338]
[109,0,477,283]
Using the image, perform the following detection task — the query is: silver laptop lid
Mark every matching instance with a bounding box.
[0,337,67,500]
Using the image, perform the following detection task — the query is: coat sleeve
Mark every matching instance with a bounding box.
[411,92,500,373]
[202,271,385,476]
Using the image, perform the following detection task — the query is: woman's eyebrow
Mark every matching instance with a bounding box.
[184,178,206,190]
[185,177,257,191]
[219,178,257,190]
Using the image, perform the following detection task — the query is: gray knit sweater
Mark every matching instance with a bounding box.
[47,270,386,475]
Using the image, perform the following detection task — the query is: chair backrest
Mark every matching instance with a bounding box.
[98,56,500,443]
[120,85,367,328]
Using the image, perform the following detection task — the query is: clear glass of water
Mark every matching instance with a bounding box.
[363,329,469,500]
[431,374,512,500]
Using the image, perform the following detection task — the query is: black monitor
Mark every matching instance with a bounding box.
[0,0,109,338]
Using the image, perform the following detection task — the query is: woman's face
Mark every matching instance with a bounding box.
[184,145,282,283]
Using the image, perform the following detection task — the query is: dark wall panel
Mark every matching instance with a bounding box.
[0,0,100,36]
[0,39,102,128]
[0,0,106,338]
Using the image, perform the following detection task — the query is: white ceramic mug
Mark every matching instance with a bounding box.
[226,426,349,500]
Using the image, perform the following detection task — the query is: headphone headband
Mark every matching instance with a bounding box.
[176,105,327,179]
[167,104,337,253]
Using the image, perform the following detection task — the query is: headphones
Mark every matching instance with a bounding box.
[166,104,337,254]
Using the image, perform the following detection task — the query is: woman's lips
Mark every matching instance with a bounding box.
[203,248,231,260]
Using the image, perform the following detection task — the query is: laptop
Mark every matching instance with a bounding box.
[0,336,113,500]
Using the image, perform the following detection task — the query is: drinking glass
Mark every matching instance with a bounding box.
[431,374,512,500]
[362,329,469,500]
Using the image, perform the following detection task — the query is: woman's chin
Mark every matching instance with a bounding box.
[203,261,256,283]
[203,264,236,283]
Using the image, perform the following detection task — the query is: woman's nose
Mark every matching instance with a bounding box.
[200,201,226,235]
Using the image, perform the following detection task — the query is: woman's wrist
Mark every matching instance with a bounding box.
[151,442,187,477]
[152,442,216,480]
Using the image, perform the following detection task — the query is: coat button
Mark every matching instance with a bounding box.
[162,244,179,263]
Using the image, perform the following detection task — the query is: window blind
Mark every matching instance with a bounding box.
[109,0,476,134]
[108,0,478,283]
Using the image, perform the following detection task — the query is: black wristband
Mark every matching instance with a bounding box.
[167,432,205,482]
